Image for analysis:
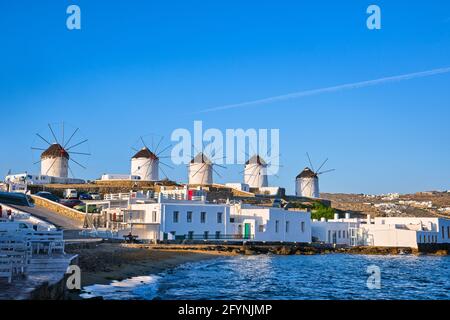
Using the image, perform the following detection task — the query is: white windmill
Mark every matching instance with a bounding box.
[187,142,226,186]
[131,135,173,181]
[32,123,91,179]
[188,153,213,185]
[244,155,269,189]
[296,153,335,198]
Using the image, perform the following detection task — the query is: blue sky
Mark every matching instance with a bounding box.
[0,0,449,194]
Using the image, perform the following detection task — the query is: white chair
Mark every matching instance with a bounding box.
[0,254,13,283]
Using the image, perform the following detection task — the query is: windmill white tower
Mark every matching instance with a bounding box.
[244,155,269,189]
[296,153,335,198]
[296,168,319,198]
[33,123,90,179]
[130,135,173,181]
[131,148,159,181]
[41,144,69,178]
[188,153,213,185]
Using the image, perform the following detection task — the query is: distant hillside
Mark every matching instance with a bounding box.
[321,192,450,218]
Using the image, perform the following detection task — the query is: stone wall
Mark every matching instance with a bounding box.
[31,196,85,222]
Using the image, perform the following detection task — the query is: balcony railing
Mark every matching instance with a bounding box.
[174,234,255,241]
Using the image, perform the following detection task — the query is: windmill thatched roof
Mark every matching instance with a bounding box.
[41,144,69,159]
[132,147,158,160]
[296,167,317,179]
[190,152,211,164]
[245,155,266,166]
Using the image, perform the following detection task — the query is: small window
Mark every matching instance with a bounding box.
[285,221,290,233]
[187,211,193,223]
[217,212,223,224]
[442,227,445,239]
[201,212,207,223]
[152,211,157,223]
[338,231,341,239]
[215,231,221,239]
[173,211,179,223]
[275,220,280,233]
[188,231,194,240]
[328,230,331,242]
[230,218,235,223]
[448,226,450,239]
[204,231,209,239]
[258,225,265,232]
[301,222,305,233]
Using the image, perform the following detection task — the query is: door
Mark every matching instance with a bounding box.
[244,223,251,239]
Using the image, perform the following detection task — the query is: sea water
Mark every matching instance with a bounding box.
[80,254,450,300]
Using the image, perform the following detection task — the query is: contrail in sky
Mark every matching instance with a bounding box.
[199,66,450,113]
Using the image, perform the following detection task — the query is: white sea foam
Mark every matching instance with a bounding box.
[80,275,161,300]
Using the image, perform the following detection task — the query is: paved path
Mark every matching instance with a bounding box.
[12,205,102,242]
[13,204,83,230]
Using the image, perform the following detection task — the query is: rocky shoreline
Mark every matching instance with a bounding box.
[139,243,449,256]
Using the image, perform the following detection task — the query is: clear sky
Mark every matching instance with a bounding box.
[0,0,449,195]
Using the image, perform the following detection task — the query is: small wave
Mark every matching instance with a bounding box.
[80,275,161,300]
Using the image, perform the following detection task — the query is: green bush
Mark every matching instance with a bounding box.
[311,202,335,220]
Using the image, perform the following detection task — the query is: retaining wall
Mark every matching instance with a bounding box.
[31,196,85,222]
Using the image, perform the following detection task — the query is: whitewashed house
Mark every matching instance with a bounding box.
[363,217,450,248]
[229,204,311,243]
[90,190,312,243]
[311,215,450,248]
[311,215,352,245]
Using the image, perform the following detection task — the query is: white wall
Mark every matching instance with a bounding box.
[373,217,450,244]
[225,183,250,192]
[296,177,319,198]
[41,157,68,178]
[311,221,351,245]
[131,158,159,181]
[230,206,311,243]
[188,163,213,185]
[244,164,268,188]
[131,201,229,240]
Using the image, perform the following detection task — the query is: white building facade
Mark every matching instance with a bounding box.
[311,215,450,248]
[96,197,312,243]
[230,205,312,243]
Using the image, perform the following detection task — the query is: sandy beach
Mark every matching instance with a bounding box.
[65,243,233,296]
